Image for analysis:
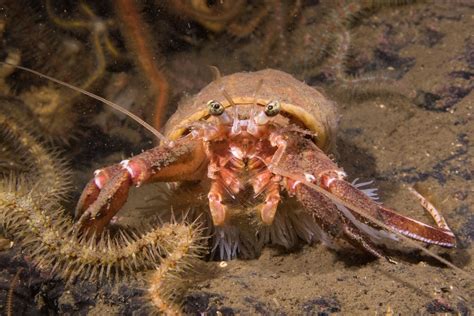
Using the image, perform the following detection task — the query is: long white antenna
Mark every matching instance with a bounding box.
[0,62,171,145]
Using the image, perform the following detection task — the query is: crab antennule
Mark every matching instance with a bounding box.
[247,79,264,134]
[221,87,236,107]
[252,79,263,104]
[0,61,170,145]
[221,88,242,135]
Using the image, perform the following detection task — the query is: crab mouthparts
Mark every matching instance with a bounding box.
[229,111,269,137]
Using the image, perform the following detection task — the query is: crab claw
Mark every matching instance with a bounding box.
[271,131,456,258]
[75,164,125,220]
[293,182,388,259]
[321,176,456,248]
[74,137,207,235]
[75,168,132,234]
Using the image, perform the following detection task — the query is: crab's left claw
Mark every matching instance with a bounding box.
[322,177,456,248]
[271,132,456,254]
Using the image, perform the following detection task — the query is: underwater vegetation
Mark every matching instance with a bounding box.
[0,0,472,314]
[0,95,205,314]
[0,3,204,313]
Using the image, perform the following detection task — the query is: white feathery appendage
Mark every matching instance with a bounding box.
[351,178,380,202]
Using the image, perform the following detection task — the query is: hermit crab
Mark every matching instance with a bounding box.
[74,69,456,260]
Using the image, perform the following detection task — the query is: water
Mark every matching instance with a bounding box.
[0,1,472,314]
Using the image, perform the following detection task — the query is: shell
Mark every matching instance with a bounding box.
[164,69,339,152]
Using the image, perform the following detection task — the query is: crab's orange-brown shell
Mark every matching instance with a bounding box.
[164,69,339,152]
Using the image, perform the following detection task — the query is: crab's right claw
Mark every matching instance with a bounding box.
[74,137,207,235]
[75,165,132,234]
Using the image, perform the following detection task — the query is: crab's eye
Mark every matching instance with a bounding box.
[264,100,281,117]
[207,100,225,116]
